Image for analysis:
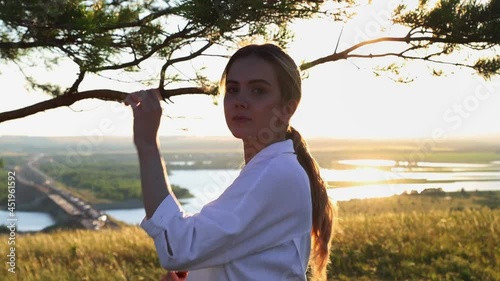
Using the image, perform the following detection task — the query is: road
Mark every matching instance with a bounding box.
[12,154,119,230]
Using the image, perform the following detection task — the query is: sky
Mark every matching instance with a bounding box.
[1,1,499,140]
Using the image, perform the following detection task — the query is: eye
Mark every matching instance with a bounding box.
[225,86,238,94]
[252,87,266,95]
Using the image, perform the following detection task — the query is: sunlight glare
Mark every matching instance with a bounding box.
[321,167,388,182]
[328,184,412,201]
[338,159,396,167]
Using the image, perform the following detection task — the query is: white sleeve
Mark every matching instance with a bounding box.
[140,156,311,271]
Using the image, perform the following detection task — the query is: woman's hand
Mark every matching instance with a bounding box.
[124,88,163,148]
[160,271,188,281]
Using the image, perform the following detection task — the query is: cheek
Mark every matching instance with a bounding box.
[254,104,281,126]
[223,97,232,113]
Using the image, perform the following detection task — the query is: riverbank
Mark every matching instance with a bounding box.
[87,188,500,211]
[11,189,500,233]
[337,189,499,215]
[92,198,144,210]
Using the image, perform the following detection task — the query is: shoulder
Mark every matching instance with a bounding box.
[268,153,309,184]
[245,153,310,199]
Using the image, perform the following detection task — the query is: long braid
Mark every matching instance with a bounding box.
[287,126,334,280]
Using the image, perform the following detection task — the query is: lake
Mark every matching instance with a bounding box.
[2,159,499,231]
[0,211,55,232]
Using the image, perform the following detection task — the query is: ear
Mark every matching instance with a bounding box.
[284,99,298,118]
[276,99,298,125]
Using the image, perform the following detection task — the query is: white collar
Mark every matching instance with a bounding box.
[248,139,295,165]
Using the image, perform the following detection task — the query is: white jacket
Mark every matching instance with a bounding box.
[141,139,312,281]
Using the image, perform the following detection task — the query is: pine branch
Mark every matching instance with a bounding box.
[0,87,217,123]
[299,34,492,70]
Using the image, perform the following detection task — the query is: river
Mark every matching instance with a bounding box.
[2,160,499,231]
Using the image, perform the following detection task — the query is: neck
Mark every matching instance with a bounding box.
[242,134,286,164]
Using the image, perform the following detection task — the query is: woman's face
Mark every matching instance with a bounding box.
[223,55,295,144]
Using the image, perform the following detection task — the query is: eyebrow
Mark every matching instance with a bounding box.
[226,79,273,86]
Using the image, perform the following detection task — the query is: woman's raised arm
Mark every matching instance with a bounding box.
[124,89,171,218]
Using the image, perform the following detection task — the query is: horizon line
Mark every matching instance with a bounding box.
[1,133,499,141]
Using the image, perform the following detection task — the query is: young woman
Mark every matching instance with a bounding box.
[125,44,335,281]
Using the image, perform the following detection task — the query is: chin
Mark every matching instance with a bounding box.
[229,130,249,140]
[228,127,254,140]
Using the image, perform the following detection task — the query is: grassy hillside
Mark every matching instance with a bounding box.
[0,227,164,280]
[1,192,498,281]
[330,191,499,281]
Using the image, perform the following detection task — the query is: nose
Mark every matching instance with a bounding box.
[234,95,249,109]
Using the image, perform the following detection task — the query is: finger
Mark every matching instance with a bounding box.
[140,89,162,110]
[167,272,180,281]
[123,95,131,105]
[124,94,141,108]
[130,89,148,100]
[151,88,163,101]
[143,89,161,102]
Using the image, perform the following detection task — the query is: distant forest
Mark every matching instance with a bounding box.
[1,135,499,154]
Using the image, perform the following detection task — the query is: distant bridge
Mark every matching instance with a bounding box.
[10,154,119,231]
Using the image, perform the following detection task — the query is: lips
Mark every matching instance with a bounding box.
[232,115,252,122]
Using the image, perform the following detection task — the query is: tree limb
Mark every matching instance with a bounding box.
[347,52,475,69]
[66,71,87,95]
[0,87,217,123]
[90,25,197,72]
[299,35,492,70]
[159,41,214,92]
